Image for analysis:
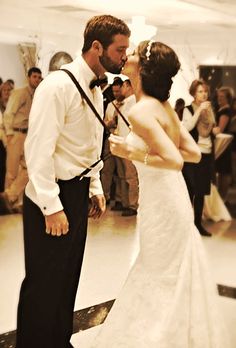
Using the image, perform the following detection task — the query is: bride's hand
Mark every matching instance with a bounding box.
[109,134,130,159]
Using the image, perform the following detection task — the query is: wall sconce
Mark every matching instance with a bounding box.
[128,16,157,46]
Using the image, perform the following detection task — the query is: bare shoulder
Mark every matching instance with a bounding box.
[128,97,164,125]
[163,101,180,121]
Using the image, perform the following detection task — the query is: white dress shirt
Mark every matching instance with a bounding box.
[105,94,136,137]
[25,55,104,215]
[116,94,136,137]
[105,102,117,124]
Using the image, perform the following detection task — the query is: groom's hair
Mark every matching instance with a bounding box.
[82,15,130,53]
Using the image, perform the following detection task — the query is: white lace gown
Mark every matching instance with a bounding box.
[91,132,230,348]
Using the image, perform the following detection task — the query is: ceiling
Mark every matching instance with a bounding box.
[1,0,236,30]
[0,0,235,46]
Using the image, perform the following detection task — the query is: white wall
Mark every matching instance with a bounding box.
[0,43,26,88]
[0,4,86,80]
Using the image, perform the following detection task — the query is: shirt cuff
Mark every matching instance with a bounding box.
[89,176,104,198]
[40,196,64,216]
[25,184,64,215]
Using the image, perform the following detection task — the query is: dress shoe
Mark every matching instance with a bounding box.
[0,192,15,214]
[197,225,212,237]
[225,201,231,209]
[111,201,124,211]
[122,208,137,217]
[12,204,23,214]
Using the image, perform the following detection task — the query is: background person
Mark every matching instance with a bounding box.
[182,79,219,237]
[0,67,42,213]
[174,97,185,121]
[101,77,124,207]
[0,81,14,192]
[215,86,234,202]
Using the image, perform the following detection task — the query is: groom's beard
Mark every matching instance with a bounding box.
[99,52,125,74]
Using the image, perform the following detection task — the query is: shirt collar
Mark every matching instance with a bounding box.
[125,94,136,103]
[27,85,35,97]
[115,99,125,106]
[61,55,97,88]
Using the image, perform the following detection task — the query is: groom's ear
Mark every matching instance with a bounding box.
[92,40,103,56]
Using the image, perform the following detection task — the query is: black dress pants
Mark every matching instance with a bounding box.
[182,153,213,229]
[16,176,90,348]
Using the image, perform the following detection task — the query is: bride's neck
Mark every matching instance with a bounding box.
[133,78,144,101]
[133,79,154,102]
[135,88,147,102]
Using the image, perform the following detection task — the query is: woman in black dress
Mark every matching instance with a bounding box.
[215,87,233,202]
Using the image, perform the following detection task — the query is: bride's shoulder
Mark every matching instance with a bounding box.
[137,97,162,109]
[128,97,163,122]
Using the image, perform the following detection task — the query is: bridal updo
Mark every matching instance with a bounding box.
[138,41,180,102]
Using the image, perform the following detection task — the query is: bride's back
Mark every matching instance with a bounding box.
[130,96,181,150]
[161,100,181,148]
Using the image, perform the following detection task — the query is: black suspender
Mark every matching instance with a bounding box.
[61,68,109,179]
[60,68,131,179]
[111,101,130,128]
[61,69,110,133]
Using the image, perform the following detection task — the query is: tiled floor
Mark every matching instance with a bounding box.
[0,196,236,347]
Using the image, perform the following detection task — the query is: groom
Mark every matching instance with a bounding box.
[16,15,130,348]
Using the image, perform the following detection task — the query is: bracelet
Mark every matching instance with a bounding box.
[144,151,149,165]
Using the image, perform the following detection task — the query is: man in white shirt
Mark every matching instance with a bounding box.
[16,15,130,348]
[0,67,42,213]
[102,79,138,216]
[101,77,124,206]
[114,79,138,216]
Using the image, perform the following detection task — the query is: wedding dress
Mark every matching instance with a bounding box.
[91,132,230,348]
[203,183,232,222]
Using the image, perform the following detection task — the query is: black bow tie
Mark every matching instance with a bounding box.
[89,76,108,89]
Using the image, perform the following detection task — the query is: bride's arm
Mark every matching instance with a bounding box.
[109,107,184,171]
[179,123,201,163]
[109,134,183,170]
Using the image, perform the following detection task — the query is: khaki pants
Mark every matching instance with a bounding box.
[115,157,139,210]
[100,138,121,202]
[5,132,28,204]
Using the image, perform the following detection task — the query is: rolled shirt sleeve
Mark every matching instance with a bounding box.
[182,107,199,131]
[89,162,104,198]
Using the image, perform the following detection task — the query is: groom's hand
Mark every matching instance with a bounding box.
[89,194,106,219]
[45,210,69,237]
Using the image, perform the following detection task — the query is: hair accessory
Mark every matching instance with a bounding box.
[144,152,149,165]
[146,40,155,61]
[143,144,150,165]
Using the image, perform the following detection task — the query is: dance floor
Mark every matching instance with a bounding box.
[0,189,236,347]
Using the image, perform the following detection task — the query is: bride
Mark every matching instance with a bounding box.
[91,41,230,347]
